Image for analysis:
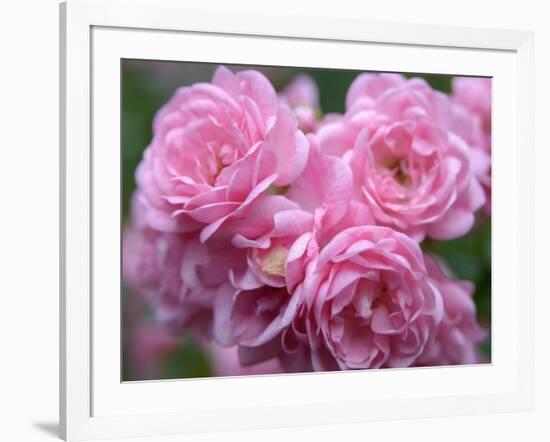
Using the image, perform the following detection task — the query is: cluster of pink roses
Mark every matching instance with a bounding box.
[123,67,490,373]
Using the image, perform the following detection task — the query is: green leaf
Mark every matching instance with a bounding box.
[159,338,212,379]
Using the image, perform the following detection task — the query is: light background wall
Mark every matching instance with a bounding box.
[0,0,547,441]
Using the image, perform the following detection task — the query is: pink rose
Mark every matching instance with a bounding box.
[318,73,485,241]
[123,223,215,336]
[279,74,320,133]
[212,281,304,366]
[306,225,444,369]
[210,210,314,363]
[418,255,487,366]
[278,201,376,372]
[210,135,356,367]
[451,77,492,214]
[229,134,353,288]
[135,66,309,242]
[123,195,255,337]
[213,225,312,366]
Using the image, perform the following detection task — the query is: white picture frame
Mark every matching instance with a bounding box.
[60,0,534,440]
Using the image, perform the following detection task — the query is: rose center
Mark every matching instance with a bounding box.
[267,184,290,196]
[384,158,411,187]
[207,142,238,185]
[260,246,288,277]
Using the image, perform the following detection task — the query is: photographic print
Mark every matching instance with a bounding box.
[121,61,491,381]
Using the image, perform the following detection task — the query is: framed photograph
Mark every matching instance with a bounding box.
[60,0,534,440]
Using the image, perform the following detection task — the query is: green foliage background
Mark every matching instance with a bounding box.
[122,61,490,381]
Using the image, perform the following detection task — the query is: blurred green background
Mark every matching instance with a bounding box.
[122,60,490,381]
